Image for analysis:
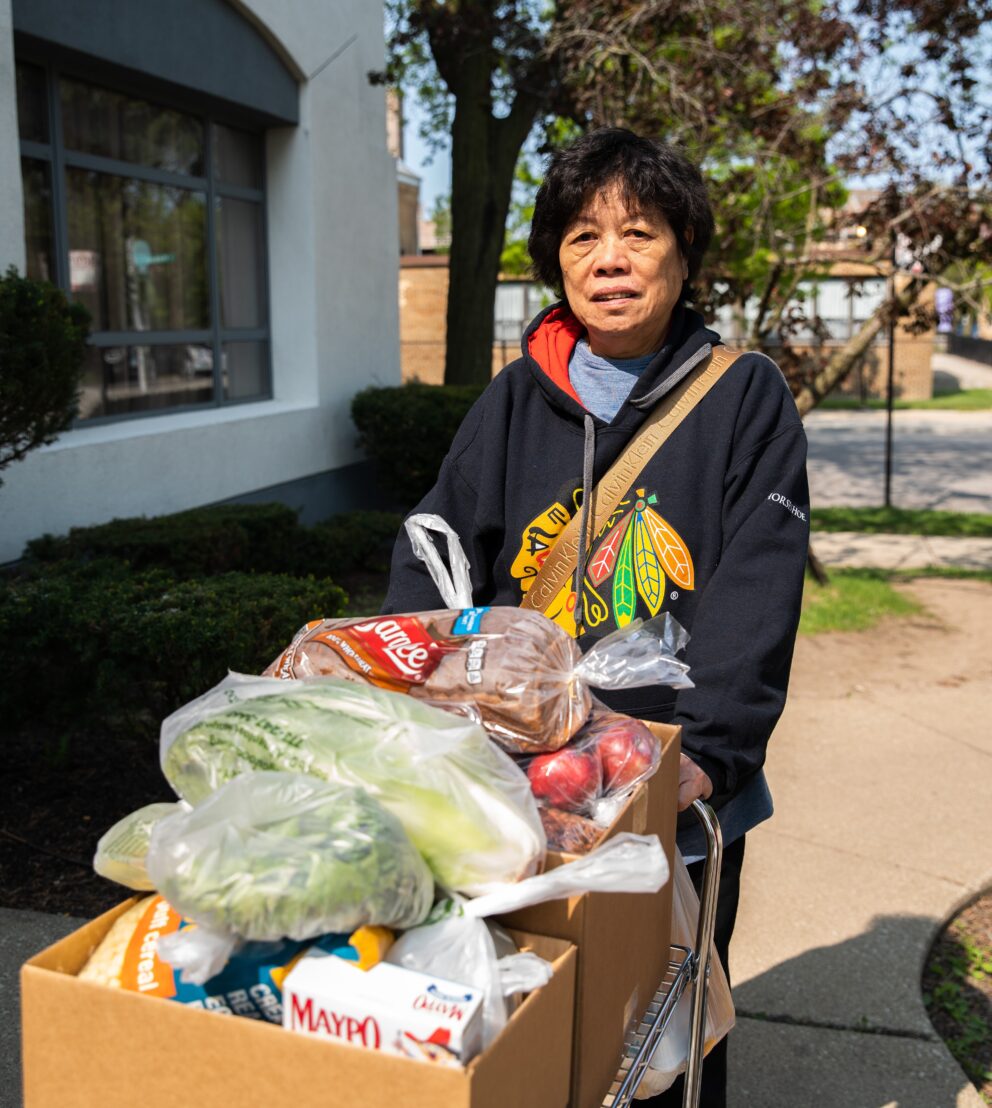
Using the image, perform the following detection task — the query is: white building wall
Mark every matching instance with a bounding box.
[0,0,24,272]
[0,0,400,563]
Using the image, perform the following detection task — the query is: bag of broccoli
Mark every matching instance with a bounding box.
[147,772,433,945]
[160,674,545,894]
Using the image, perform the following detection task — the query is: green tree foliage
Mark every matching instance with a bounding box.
[383,0,992,405]
[0,267,90,482]
[429,192,452,253]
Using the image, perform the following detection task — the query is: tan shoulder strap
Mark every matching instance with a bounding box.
[520,346,744,617]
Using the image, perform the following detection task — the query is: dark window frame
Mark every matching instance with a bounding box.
[16,52,273,425]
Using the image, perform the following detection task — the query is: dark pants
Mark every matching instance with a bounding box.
[638,835,746,1108]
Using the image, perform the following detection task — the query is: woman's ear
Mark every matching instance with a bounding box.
[682,226,693,279]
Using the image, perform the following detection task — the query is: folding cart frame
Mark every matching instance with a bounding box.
[603,799,724,1108]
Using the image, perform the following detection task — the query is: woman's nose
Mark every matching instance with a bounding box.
[592,235,631,274]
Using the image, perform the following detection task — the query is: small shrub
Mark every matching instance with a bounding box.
[24,502,304,576]
[0,266,90,483]
[352,382,483,508]
[304,510,402,576]
[0,559,346,734]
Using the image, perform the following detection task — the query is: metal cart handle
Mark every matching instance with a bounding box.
[604,798,724,1108]
[683,798,723,1107]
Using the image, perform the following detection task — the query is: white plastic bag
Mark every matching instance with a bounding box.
[160,673,545,895]
[93,801,188,890]
[387,833,669,1046]
[573,614,692,691]
[462,831,669,909]
[635,851,735,1098]
[148,771,434,984]
[404,513,474,607]
[385,902,551,1047]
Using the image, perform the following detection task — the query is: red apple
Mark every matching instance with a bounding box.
[591,719,660,793]
[526,748,602,813]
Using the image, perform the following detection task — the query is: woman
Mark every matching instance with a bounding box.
[384,128,809,1106]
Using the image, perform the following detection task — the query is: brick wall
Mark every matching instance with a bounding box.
[399,260,511,383]
[849,337,934,400]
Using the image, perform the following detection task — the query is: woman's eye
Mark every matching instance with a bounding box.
[574,231,596,243]
[626,229,650,239]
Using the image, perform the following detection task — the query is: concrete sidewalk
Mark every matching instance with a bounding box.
[813,530,992,571]
[805,408,992,515]
[727,576,992,1107]
[0,909,84,1105]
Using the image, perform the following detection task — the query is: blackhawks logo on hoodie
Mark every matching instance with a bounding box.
[511,483,695,636]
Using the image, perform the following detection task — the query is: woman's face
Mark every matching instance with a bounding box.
[558,185,688,359]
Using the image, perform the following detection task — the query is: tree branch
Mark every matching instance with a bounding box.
[793,273,929,417]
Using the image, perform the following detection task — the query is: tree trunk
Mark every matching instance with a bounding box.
[444,65,539,386]
[792,273,927,417]
[806,543,830,586]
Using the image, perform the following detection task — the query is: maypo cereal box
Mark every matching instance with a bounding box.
[283,954,484,1067]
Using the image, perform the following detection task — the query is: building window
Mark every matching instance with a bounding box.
[16,59,271,422]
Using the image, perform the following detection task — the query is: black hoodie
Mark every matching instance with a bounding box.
[383,302,809,816]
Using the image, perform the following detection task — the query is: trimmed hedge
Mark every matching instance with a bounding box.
[352,382,483,508]
[0,559,347,734]
[25,503,303,575]
[8,503,403,737]
[306,510,404,576]
[25,504,402,579]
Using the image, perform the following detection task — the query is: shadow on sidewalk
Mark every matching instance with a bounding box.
[726,915,986,1108]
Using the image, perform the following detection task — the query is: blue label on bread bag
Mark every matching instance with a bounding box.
[452,607,490,635]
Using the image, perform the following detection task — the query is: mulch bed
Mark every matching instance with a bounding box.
[0,723,164,917]
[923,892,992,1104]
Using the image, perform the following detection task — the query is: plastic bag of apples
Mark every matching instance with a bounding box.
[515,704,661,854]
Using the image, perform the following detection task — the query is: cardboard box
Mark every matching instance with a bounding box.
[500,721,681,1108]
[21,904,576,1108]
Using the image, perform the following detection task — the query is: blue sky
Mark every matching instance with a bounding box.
[403,98,450,215]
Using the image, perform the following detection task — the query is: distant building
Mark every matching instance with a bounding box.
[0,0,400,563]
[386,89,421,256]
[711,189,937,401]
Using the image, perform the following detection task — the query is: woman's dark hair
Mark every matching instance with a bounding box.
[528,128,714,299]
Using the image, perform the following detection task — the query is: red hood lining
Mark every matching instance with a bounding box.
[527,306,585,404]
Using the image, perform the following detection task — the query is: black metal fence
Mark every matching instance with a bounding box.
[949,334,992,366]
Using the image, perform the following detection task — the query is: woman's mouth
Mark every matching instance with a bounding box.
[591,289,639,302]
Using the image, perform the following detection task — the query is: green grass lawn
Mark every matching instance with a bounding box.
[812,506,992,537]
[819,388,992,411]
[800,569,922,634]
